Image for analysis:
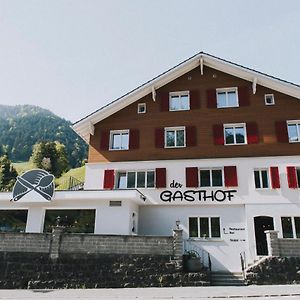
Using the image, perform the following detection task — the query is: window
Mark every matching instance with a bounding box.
[110,130,129,150]
[254,169,269,189]
[199,168,223,187]
[287,121,300,143]
[116,170,155,189]
[281,217,300,238]
[297,168,300,188]
[169,91,190,111]
[165,127,185,148]
[224,123,247,145]
[43,209,95,233]
[0,210,27,232]
[265,94,275,105]
[188,217,221,238]
[216,88,238,108]
[137,103,146,114]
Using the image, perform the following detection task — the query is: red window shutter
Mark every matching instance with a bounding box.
[159,92,169,112]
[156,168,166,188]
[287,166,298,188]
[238,86,250,106]
[155,128,165,148]
[103,169,115,189]
[246,122,259,144]
[275,121,289,143]
[186,126,197,147]
[190,90,200,110]
[207,89,217,108]
[186,167,199,188]
[213,124,224,145]
[224,166,238,187]
[129,129,139,149]
[100,131,109,150]
[270,167,280,189]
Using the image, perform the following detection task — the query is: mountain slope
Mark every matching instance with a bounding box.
[0,105,87,167]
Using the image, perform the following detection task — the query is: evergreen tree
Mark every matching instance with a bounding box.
[30,141,69,177]
[0,155,18,192]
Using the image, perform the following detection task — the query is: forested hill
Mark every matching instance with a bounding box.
[0,105,87,167]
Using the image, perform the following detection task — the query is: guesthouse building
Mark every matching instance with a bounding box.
[1,52,300,272]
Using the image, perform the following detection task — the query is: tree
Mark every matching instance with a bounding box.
[30,141,69,177]
[0,155,18,192]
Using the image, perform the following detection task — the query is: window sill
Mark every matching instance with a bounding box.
[164,146,186,149]
[188,237,223,242]
[217,106,239,109]
[224,143,247,146]
[288,140,300,143]
[169,108,190,112]
[109,148,129,151]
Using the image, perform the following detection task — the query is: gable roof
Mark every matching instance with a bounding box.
[73,51,300,142]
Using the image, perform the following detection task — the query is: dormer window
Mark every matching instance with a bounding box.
[169,91,190,111]
[216,88,239,108]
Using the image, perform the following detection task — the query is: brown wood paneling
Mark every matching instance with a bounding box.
[88,66,300,163]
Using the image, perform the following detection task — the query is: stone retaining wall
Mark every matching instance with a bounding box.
[0,252,210,289]
[246,256,300,285]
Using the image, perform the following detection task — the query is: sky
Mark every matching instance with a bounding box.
[0,0,300,122]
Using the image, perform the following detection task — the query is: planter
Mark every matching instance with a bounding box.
[183,254,203,272]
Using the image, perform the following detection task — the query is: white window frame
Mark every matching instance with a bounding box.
[137,103,146,114]
[224,123,247,145]
[296,167,300,188]
[109,130,129,151]
[254,168,270,190]
[199,168,224,188]
[264,94,275,106]
[216,87,239,108]
[287,120,300,143]
[115,170,156,189]
[169,91,190,111]
[281,216,300,239]
[188,216,222,239]
[164,126,186,148]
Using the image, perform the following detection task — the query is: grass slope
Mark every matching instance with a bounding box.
[13,161,85,190]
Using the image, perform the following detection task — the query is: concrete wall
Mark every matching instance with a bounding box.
[59,234,174,255]
[0,232,174,256]
[265,230,300,257]
[0,233,52,253]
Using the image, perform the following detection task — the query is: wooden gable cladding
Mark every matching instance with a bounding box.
[88,66,300,163]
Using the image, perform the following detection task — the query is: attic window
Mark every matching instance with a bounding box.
[138,103,146,114]
[265,94,275,105]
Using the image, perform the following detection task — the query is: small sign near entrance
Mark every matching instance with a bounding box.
[11,169,55,202]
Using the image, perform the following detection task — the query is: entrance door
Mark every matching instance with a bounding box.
[254,216,274,256]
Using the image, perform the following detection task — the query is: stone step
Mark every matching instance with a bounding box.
[211,272,246,286]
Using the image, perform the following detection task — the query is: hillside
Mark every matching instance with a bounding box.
[0,105,87,167]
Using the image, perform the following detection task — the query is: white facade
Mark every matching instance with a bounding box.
[1,155,299,272]
[82,155,300,271]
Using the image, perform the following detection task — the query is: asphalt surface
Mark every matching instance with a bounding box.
[0,285,300,300]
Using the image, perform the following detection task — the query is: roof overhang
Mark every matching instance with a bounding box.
[0,189,145,206]
[73,52,300,142]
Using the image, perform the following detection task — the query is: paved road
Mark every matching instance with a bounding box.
[0,285,300,300]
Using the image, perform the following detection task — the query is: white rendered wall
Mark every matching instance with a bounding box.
[85,155,300,271]
[139,205,246,272]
